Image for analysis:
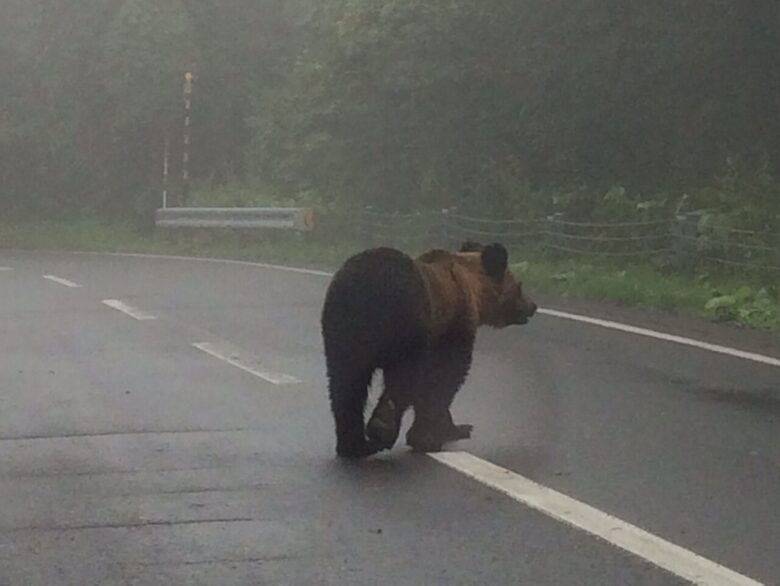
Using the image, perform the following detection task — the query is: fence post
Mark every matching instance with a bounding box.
[545,212,565,256]
[440,208,450,249]
[361,207,374,249]
[440,207,459,250]
[393,212,403,250]
[671,211,702,272]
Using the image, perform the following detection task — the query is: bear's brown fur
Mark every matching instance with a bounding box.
[321,241,536,458]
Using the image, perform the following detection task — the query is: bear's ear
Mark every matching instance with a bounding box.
[481,243,508,279]
[459,241,484,253]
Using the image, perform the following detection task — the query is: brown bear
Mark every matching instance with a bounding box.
[320,241,537,459]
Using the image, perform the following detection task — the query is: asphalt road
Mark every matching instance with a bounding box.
[0,251,777,586]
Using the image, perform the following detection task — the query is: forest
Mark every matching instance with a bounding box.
[1,0,779,229]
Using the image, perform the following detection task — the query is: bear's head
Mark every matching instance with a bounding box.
[458,241,537,327]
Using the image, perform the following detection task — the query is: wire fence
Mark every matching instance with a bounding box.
[355,208,780,277]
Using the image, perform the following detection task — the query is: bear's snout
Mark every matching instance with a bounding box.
[513,296,536,324]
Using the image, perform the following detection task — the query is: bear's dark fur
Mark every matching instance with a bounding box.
[321,242,537,459]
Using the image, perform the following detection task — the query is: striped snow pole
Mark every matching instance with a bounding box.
[162,135,169,209]
[181,71,194,205]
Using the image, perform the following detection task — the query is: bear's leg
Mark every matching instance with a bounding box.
[365,360,420,451]
[406,337,474,452]
[328,367,377,459]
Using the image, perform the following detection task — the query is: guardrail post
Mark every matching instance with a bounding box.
[671,211,702,272]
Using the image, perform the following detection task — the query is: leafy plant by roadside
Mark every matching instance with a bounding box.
[704,287,778,329]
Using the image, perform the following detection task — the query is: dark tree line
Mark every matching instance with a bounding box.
[1,0,778,226]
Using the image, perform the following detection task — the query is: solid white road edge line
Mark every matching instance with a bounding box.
[101,299,157,321]
[538,308,780,368]
[192,342,301,385]
[43,274,82,288]
[430,451,764,586]
[51,251,780,368]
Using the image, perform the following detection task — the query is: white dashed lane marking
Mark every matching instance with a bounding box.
[193,342,301,385]
[102,299,157,321]
[43,275,82,288]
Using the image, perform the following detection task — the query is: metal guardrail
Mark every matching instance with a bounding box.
[155,207,316,232]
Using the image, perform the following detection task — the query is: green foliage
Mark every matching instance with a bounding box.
[189,180,294,207]
[522,259,711,314]
[546,184,680,223]
[0,0,309,218]
[704,287,778,329]
[250,0,780,216]
[514,257,778,330]
[99,0,195,130]
[1,0,779,227]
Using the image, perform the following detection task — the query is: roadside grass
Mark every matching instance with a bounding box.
[510,256,778,330]
[512,257,713,316]
[1,218,776,331]
[0,218,360,270]
[0,218,159,253]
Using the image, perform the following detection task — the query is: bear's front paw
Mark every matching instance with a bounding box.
[336,437,381,459]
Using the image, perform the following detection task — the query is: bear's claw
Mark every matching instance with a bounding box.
[406,421,473,453]
[446,423,473,441]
